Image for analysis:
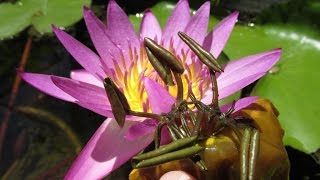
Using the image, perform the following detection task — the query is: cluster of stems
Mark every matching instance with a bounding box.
[103,32,260,179]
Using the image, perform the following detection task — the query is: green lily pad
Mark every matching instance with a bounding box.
[0,0,45,39]
[32,0,91,34]
[224,24,320,153]
[0,0,90,39]
[129,1,319,153]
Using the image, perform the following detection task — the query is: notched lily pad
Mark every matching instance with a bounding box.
[0,0,91,39]
[0,0,44,39]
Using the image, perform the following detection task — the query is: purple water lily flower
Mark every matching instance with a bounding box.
[19,0,281,179]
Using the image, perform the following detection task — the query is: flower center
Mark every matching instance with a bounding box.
[111,43,211,113]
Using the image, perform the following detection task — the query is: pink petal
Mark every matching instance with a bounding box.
[160,126,172,145]
[52,26,105,79]
[51,76,109,106]
[125,119,157,141]
[105,0,140,61]
[222,48,282,74]
[70,69,103,88]
[203,12,239,58]
[143,77,175,114]
[65,119,153,180]
[140,10,162,40]
[77,101,113,118]
[77,101,140,121]
[218,72,264,100]
[176,1,210,53]
[162,0,190,48]
[220,96,259,113]
[83,7,121,71]
[19,71,76,102]
[201,49,281,104]
[216,49,281,99]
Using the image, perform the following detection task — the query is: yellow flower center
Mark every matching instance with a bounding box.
[113,45,211,113]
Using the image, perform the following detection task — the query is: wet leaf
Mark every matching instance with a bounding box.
[0,0,45,39]
[0,0,91,39]
[223,24,320,153]
[128,1,320,153]
[32,0,91,34]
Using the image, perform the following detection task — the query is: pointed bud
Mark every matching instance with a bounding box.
[104,78,130,127]
[145,47,174,86]
[144,37,184,74]
[178,32,223,72]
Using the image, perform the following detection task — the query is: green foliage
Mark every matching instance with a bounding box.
[0,0,91,39]
[129,1,320,153]
[225,24,320,153]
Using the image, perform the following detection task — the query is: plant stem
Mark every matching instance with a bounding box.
[0,36,33,161]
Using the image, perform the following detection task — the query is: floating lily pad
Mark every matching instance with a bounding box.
[129,1,320,153]
[0,0,45,39]
[32,0,91,34]
[224,24,320,153]
[0,0,91,39]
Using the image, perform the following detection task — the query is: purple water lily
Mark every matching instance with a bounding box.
[19,0,281,179]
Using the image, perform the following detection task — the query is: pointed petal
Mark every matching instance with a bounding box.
[105,0,140,60]
[65,119,153,180]
[176,1,210,52]
[125,119,157,141]
[216,49,281,99]
[83,7,121,70]
[51,76,109,106]
[78,101,140,121]
[220,96,259,113]
[70,69,103,88]
[140,10,162,40]
[203,12,239,58]
[19,72,76,102]
[143,77,175,114]
[218,72,264,100]
[52,26,105,79]
[222,48,282,74]
[77,101,113,117]
[162,0,190,48]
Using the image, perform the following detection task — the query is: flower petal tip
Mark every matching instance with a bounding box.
[18,71,36,81]
[274,48,282,54]
[17,70,26,80]
[52,25,63,35]
[231,11,239,17]
[83,6,92,17]
[269,48,283,60]
[202,1,211,7]
[16,68,22,73]
[143,9,151,14]
[51,24,58,31]
[83,5,90,12]
[108,0,117,7]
